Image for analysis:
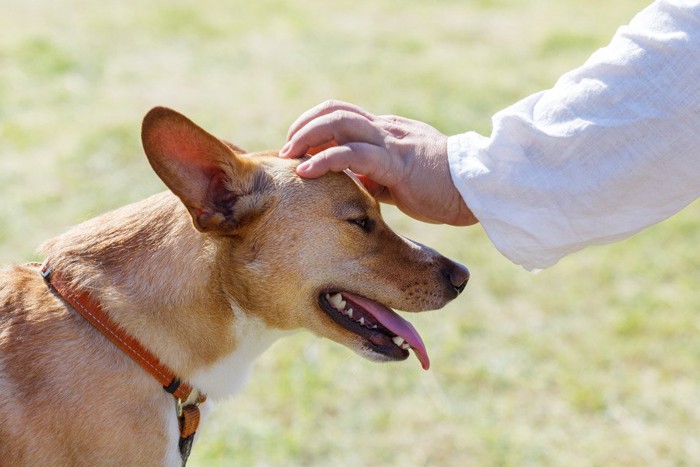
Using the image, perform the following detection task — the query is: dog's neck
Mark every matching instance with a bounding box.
[41,191,285,399]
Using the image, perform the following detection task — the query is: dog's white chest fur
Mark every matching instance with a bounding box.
[190,302,289,400]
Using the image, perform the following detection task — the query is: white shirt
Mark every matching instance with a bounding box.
[448,0,700,271]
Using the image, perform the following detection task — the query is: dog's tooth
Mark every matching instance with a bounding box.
[359,317,365,325]
[339,300,347,310]
[392,336,405,347]
[400,343,410,350]
[371,325,378,329]
[346,308,353,318]
[328,293,343,309]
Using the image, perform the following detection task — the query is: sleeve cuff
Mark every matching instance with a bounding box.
[447,132,558,271]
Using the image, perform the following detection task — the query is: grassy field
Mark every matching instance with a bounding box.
[2,0,699,465]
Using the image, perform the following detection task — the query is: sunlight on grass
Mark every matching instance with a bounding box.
[2,0,698,465]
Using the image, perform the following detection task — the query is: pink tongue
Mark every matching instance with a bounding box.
[341,292,430,370]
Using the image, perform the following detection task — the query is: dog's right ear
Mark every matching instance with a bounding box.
[141,106,272,234]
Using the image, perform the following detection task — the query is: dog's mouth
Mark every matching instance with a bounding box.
[319,291,430,370]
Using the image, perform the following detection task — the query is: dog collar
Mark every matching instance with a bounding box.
[38,261,206,464]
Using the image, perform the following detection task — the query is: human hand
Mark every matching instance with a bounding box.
[279,100,477,226]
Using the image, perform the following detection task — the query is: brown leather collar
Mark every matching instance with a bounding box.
[38,260,206,464]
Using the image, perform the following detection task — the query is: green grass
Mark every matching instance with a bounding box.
[3,0,699,465]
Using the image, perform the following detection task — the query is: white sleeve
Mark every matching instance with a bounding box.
[448,0,700,271]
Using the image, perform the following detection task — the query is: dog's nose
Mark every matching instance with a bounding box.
[445,261,470,295]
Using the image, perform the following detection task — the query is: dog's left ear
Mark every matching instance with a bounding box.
[141,106,273,234]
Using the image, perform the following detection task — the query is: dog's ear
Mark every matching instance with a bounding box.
[141,106,273,234]
[222,140,247,155]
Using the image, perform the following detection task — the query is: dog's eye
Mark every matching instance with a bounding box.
[347,217,373,232]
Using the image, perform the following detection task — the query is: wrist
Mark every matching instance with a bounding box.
[437,136,477,226]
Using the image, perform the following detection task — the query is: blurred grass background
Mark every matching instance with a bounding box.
[2,0,699,465]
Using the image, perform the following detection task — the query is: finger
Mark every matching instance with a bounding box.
[282,110,386,159]
[296,145,397,205]
[281,139,338,159]
[296,142,394,186]
[286,100,376,142]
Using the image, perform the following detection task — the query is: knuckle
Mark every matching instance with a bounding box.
[319,149,335,163]
[324,109,357,130]
[344,142,364,160]
[378,118,409,139]
[344,143,382,176]
[330,109,351,123]
[320,99,344,112]
[321,147,352,172]
[380,115,400,123]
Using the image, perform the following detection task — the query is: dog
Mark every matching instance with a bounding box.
[0,107,468,466]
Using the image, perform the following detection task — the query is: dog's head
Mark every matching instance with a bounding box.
[141,107,468,370]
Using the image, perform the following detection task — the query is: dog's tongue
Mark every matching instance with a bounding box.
[341,292,430,370]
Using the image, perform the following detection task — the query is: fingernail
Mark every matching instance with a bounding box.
[297,161,310,173]
[280,142,291,157]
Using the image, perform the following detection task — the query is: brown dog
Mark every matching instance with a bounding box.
[0,107,468,466]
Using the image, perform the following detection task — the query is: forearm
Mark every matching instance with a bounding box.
[449,0,700,270]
